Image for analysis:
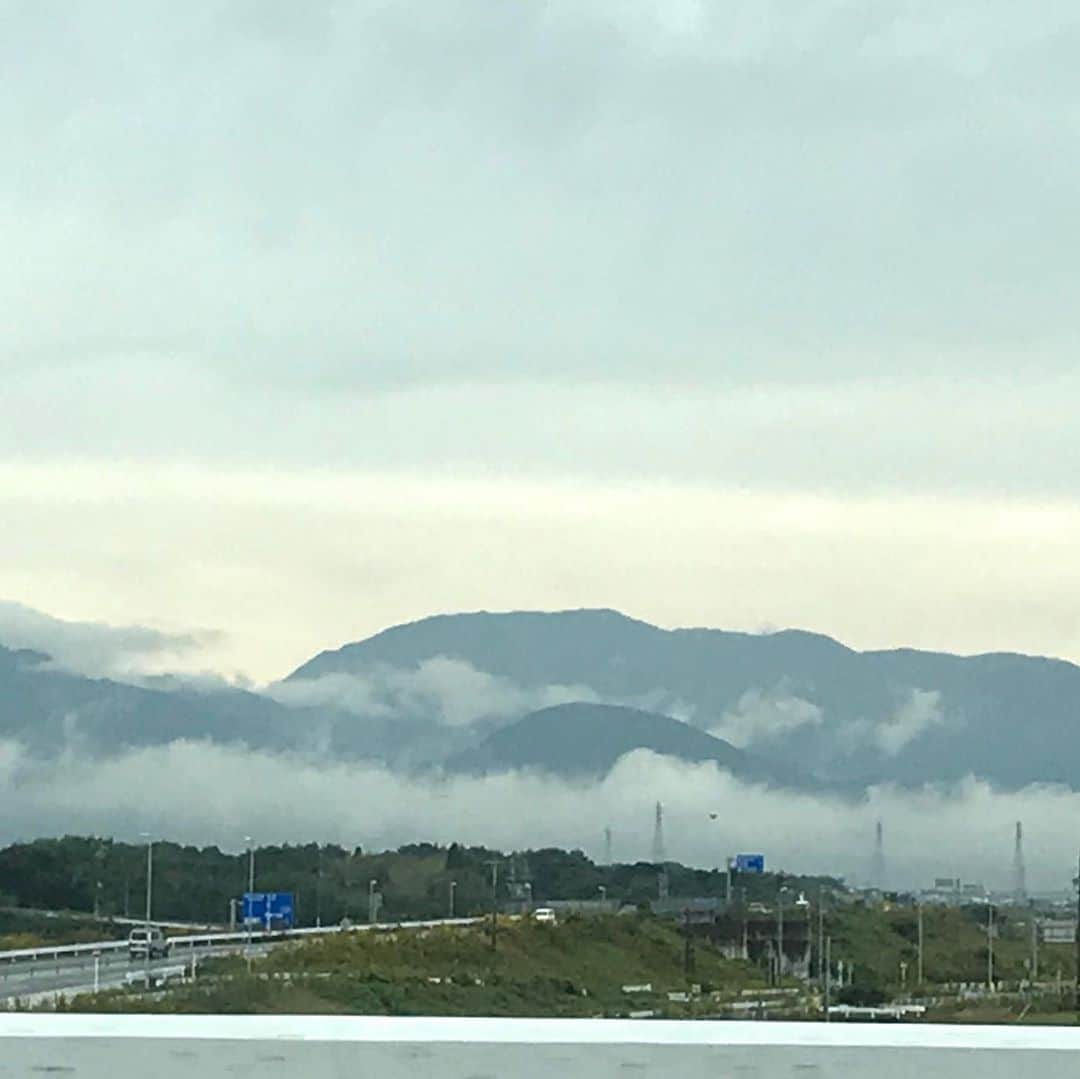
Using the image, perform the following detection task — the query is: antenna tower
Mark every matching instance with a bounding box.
[1013,821,1027,903]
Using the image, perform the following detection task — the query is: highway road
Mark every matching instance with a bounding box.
[0,940,271,1006]
[0,917,478,1007]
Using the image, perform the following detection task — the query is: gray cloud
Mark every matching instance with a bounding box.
[265,658,602,727]
[3,1,1079,392]
[841,689,949,758]
[265,658,697,730]
[874,689,947,757]
[0,601,221,680]
[709,688,824,749]
[0,736,1075,894]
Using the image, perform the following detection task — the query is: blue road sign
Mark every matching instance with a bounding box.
[733,854,765,873]
[242,891,295,929]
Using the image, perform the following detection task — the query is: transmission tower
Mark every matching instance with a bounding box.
[871,819,886,893]
[652,802,666,863]
[653,802,669,899]
[1013,821,1027,904]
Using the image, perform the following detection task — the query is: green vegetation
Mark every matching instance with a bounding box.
[0,835,833,930]
[0,908,123,952]
[8,834,1080,1025]
[825,902,1071,989]
[62,916,770,1017]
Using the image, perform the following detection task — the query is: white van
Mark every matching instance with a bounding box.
[128,926,170,960]
[533,907,557,924]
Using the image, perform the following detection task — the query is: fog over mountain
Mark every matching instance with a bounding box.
[4,604,1080,890]
[5,606,1080,792]
[446,702,791,785]
[289,608,1080,791]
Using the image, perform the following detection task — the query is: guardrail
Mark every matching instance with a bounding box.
[0,916,480,966]
[2,1016,1080,1078]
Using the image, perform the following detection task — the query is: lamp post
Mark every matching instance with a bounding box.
[776,885,791,984]
[449,880,457,919]
[242,836,255,945]
[707,813,732,904]
[244,836,255,894]
[139,832,152,985]
[598,885,607,908]
[917,901,924,985]
[817,885,825,985]
[368,879,378,924]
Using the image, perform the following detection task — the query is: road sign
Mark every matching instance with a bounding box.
[241,891,295,930]
[733,854,765,873]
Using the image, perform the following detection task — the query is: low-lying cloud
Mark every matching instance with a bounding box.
[709,687,823,749]
[842,688,948,758]
[264,659,697,729]
[264,659,603,727]
[0,736,1074,895]
[0,600,222,680]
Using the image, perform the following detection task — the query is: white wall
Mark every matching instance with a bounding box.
[2,1016,1080,1078]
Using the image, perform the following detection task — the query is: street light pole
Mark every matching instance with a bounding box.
[824,935,832,1021]
[139,832,152,986]
[143,835,153,926]
[917,902,924,986]
[485,859,500,954]
[817,886,824,984]
[1074,849,1080,1019]
[368,879,378,924]
[244,836,255,894]
[776,886,789,984]
[449,880,457,919]
[242,835,254,947]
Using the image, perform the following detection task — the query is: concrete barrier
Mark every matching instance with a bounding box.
[2,1016,1080,1077]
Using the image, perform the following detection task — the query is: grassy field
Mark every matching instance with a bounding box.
[821,902,1073,989]
[63,915,771,1017]
[0,908,126,952]
[34,898,1080,1021]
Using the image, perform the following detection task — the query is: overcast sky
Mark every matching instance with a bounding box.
[3,2,1080,679]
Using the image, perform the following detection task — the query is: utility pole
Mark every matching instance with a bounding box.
[485,858,501,954]
[1032,915,1039,982]
[449,880,457,919]
[824,935,832,1021]
[140,832,152,987]
[817,886,825,984]
[245,836,255,894]
[917,902,924,986]
[776,886,788,983]
[368,879,378,925]
[987,903,994,990]
[1074,849,1080,1019]
[683,908,695,978]
[144,837,153,926]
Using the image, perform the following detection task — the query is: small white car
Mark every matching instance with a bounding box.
[532,907,557,924]
[128,926,170,960]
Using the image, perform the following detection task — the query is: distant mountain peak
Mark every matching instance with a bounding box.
[445,700,778,782]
